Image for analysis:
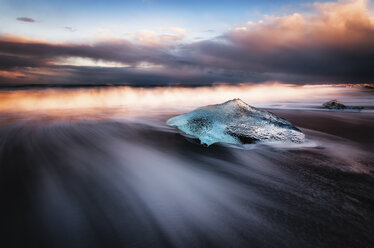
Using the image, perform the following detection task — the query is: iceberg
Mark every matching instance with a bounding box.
[323,99,363,110]
[167,99,305,146]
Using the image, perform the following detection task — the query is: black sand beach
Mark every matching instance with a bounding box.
[0,105,373,248]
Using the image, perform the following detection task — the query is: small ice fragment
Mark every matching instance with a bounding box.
[323,99,363,110]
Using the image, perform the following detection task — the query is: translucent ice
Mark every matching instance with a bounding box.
[167,99,305,146]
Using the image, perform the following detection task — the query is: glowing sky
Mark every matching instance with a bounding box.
[0,0,374,85]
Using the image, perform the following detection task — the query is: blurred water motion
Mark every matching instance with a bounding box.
[0,84,373,247]
[0,84,373,117]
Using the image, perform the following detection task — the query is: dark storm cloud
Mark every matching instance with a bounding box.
[16,17,35,23]
[0,37,170,66]
[0,54,47,69]
[1,0,374,85]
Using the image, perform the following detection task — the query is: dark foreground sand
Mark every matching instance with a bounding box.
[0,109,373,248]
[272,110,374,148]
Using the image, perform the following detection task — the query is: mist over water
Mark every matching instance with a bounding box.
[0,84,373,247]
[1,83,373,115]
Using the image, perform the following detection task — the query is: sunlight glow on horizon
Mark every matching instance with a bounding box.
[0,84,355,117]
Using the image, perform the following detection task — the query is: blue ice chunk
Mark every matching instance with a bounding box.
[167,99,305,146]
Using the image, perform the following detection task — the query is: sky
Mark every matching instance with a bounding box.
[0,0,373,85]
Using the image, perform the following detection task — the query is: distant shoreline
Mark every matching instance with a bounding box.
[0,83,373,91]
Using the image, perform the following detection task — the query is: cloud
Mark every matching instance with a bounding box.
[64,26,77,32]
[183,0,374,83]
[124,27,187,47]
[2,0,374,85]
[16,17,35,23]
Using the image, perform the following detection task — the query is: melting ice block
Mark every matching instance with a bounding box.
[167,99,305,146]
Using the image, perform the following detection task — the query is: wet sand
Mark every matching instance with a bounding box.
[272,109,374,148]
